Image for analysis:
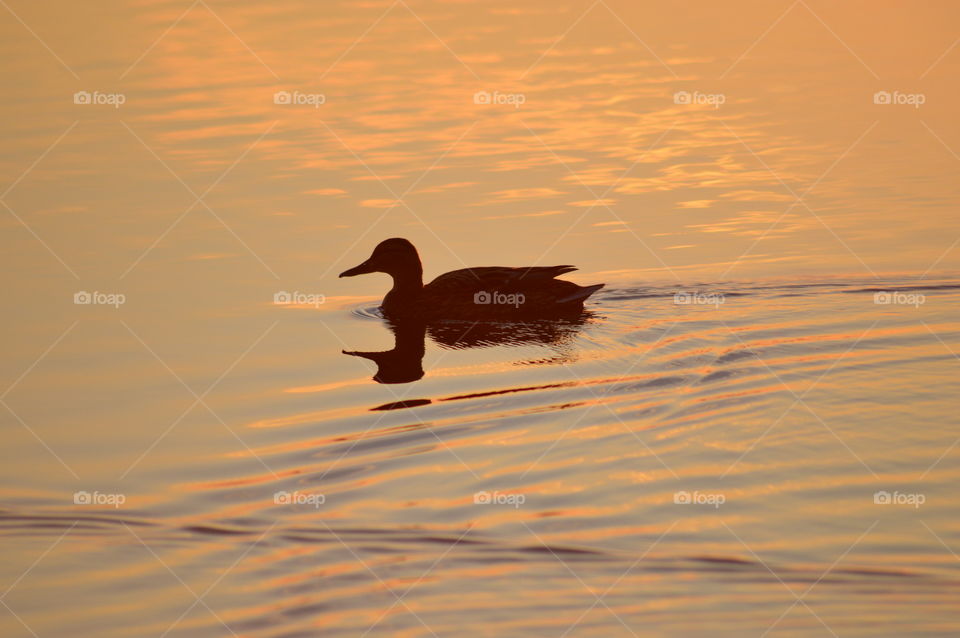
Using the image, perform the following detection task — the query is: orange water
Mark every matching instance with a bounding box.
[2,1,959,636]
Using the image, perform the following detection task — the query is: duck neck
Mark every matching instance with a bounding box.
[387,265,423,297]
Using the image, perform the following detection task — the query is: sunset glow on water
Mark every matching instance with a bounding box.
[1,1,959,636]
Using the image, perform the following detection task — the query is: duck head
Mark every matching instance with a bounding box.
[339,238,423,285]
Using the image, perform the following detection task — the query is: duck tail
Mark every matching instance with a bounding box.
[557,283,604,304]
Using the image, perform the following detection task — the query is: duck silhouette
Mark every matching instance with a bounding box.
[339,238,604,320]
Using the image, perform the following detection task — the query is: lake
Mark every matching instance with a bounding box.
[1,1,959,636]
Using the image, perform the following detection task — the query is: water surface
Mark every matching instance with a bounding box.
[2,1,960,636]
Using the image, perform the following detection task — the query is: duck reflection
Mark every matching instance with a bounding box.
[343,320,427,384]
[343,314,594,384]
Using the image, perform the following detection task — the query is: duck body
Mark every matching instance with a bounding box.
[340,238,604,321]
[390,264,601,320]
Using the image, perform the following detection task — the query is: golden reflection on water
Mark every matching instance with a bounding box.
[2,1,960,636]
[3,0,958,286]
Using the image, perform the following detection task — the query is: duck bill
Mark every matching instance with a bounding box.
[339,260,375,277]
